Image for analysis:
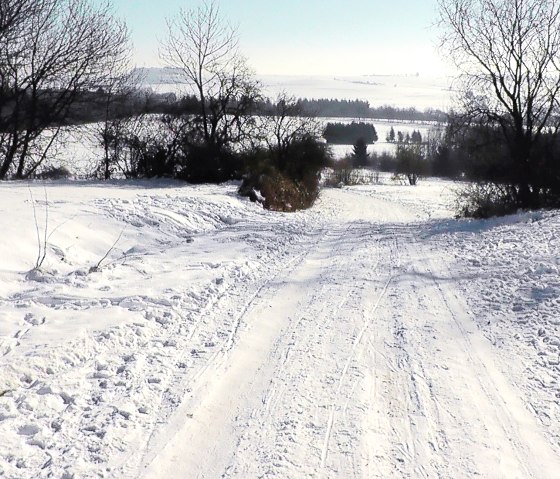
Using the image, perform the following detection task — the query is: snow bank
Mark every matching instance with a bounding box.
[439,210,560,445]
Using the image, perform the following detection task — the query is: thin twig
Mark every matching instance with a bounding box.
[39,185,49,268]
[90,229,125,273]
[28,185,42,269]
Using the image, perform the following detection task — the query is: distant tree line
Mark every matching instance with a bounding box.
[78,95,446,127]
[43,89,183,127]
[295,98,446,122]
[385,127,423,144]
[323,122,378,145]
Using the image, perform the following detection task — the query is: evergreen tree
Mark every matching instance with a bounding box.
[371,125,379,143]
[352,137,369,168]
[410,130,423,144]
[386,126,396,143]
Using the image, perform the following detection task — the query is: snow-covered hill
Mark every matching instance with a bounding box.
[0,179,558,478]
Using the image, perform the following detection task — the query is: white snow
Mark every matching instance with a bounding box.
[1,179,559,478]
[144,72,453,110]
[259,74,453,110]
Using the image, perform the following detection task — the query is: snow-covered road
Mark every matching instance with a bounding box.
[137,190,560,479]
[1,181,559,478]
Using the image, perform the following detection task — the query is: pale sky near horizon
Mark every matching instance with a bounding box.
[108,0,452,77]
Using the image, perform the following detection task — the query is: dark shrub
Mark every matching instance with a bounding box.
[176,144,222,184]
[430,144,462,179]
[240,169,318,211]
[455,183,518,218]
[239,136,330,211]
[352,138,370,168]
[138,145,176,178]
[283,136,331,183]
[396,144,429,185]
[377,152,398,173]
[323,122,378,145]
[34,166,72,180]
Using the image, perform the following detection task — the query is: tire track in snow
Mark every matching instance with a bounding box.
[135,224,333,479]
[426,252,559,479]
[140,217,388,478]
[369,214,560,479]
[228,224,363,477]
[216,221,393,478]
[320,254,393,468]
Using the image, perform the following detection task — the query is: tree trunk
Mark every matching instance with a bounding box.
[511,131,534,208]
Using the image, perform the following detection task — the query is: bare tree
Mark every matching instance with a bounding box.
[261,93,321,170]
[0,0,130,179]
[95,68,145,180]
[438,0,560,206]
[396,143,428,185]
[0,0,39,141]
[0,0,34,40]
[161,1,261,160]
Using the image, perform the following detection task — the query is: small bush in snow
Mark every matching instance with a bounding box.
[455,183,518,219]
[34,166,72,180]
[239,137,330,211]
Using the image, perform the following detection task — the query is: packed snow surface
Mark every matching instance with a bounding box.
[1,179,559,478]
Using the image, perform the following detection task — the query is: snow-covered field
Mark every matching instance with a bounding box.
[260,74,453,111]
[143,71,453,110]
[1,179,559,478]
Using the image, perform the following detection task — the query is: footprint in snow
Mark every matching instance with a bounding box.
[18,424,40,436]
[24,313,46,326]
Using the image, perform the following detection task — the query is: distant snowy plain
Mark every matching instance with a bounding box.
[143,71,454,111]
[1,178,559,478]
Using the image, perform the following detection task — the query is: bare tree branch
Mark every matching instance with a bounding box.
[0,0,131,179]
[438,0,560,204]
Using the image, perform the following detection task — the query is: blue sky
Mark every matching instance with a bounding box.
[108,0,448,76]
